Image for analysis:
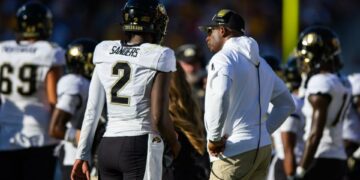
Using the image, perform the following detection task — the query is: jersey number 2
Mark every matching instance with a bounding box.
[0,64,37,96]
[111,62,131,105]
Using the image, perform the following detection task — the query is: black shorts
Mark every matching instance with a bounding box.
[346,158,360,180]
[0,145,57,180]
[97,135,148,180]
[274,158,287,180]
[304,158,346,180]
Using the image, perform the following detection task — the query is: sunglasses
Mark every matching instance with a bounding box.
[206,26,220,35]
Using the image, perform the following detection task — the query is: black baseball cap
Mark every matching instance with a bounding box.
[176,44,204,64]
[199,9,245,34]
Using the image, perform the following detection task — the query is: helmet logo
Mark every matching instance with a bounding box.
[302,33,323,46]
[69,47,81,57]
[184,48,196,57]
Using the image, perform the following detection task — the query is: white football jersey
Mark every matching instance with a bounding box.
[273,94,305,161]
[0,40,65,150]
[56,74,90,123]
[93,41,176,137]
[76,41,176,161]
[343,73,360,144]
[302,73,351,159]
[56,74,90,165]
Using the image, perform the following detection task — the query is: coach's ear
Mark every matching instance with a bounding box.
[219,26,227,38]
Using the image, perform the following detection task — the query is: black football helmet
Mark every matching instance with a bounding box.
[16,2,53,40]
[284,56,302,92]
[66,39,98,79]
[263,55,284,79]
[296,26,341,74]
[263,55,282,72]
[122,0,169,44]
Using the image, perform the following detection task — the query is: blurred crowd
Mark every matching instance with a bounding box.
[1,0,360,73]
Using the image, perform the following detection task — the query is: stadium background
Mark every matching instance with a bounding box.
[0,0,359,73]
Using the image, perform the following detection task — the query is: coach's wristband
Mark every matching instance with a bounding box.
[296,166,306,178]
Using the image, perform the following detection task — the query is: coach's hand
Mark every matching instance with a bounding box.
[208,135,228,157]
[71,159,90,180]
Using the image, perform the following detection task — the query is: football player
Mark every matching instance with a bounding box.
[0,2,65,179]
[268,57,306,180]
[295,26,351,180]
[71,0,181,180]
[49,39,97,180]
[343,73,360,180]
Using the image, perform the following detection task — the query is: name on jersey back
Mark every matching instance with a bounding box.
[3,46,37,53]
[110,46,140,57]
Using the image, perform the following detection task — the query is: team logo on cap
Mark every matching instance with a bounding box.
[217,9,231,17]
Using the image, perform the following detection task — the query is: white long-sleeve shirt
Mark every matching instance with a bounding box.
[204,36,295,161]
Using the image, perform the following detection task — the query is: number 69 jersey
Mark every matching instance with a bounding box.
[94,41,176,137]
[302,73,351,160]
[0,40,65,150]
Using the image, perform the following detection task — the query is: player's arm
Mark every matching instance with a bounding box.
[49,109,72,139]
[344,95,360,157]
[280,113,302,178]
[151,71,181,158]
[46,66,63,112]
[49,94,81,143]
[72,68,104,180]
[298,94,330,173]
[282,130,297,177]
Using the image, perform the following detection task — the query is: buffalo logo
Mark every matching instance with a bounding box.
[152,136,162,143]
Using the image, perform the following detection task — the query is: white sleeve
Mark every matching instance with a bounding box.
[50,46,66,66]
[266,90,296,134]
[76,67,105,162]
[279,115,301,133]
[156,48,176,72]
[306,75,331,95]
[204,67,232,141]
[56,94,81,115]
